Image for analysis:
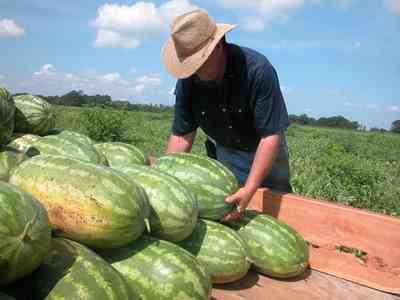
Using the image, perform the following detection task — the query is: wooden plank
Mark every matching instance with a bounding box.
[212,270,400,300]
[247,189,400,295]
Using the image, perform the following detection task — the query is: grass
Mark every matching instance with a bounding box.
[54,106,400,218]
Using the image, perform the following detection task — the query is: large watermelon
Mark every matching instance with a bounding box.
[58,130,94,146]
[27,135,104,164]
[6,238,136,300]
[7,134,40,153]
[178,219,250,283]
[98,236,212,300]
[115,165,198,242]
[153,153,239,220]
[0,88,15,146]
[227,210,309,278]
[0,182,51,286]
[13,94,55,136]
[10,155,149,248]
[0,148,27,181]
[94,142,147,167]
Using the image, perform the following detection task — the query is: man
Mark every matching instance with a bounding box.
[159,9,291,221]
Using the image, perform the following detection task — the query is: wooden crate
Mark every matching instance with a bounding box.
[212,189,400,299]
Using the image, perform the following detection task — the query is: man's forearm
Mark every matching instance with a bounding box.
[166,131,196,154]
[244,133,280,193]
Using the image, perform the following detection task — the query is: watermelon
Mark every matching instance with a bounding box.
[26,135,104,164]
[94,142,147,167]
[0,88,15,146]
[6,238,136,300]
[0,148,27,181]
[115,165,198,242]
[98,236,212,300]
[7,134,40,153]
[178,219,250,283]
[153,153,239,220]
[0,182,51,286]
[10,155,149,248]
[227,210,309,278]
[58,130,94,146]
[13,94,55,136]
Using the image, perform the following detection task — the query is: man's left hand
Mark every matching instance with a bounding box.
[220,187,255,222]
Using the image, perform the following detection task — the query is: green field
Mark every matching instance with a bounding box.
[55,106,400,218]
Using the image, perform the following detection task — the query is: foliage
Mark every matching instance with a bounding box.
[391,120,400,133]
[289,114,360,130]
[81,109,128,142]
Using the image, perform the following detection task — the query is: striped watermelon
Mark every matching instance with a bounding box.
[178,219,250,283]
[94,142,147,167]
[153,153,239,220]
[227,210,309,278]
[0,182,51,286]
[27,135,104,164]
[13,94,55,136]
[115,165,198,242]
[0,148,27,181]
[58,130,94,146]
[98,236,212,300]
[0,88,15,146]
[7,134,40,153]
[10,155,149,248]
[6,238,136,300]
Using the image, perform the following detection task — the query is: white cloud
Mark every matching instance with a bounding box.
[33,64,57,80]
[344,102,381,111]
[384,0,400,14]
[0,19,25,38]
[92,0,197,48]
[94,30,140,48]
[388,105,399,112]
[241,17,265,32]
[100,72,122,82]
[64,73,81,82]
[134,74,162,93]
[213,0,358,32]
[0,74,5,81]
[352,41,361,49]
[214,0,305,32]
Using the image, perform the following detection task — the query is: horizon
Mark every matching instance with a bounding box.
[1,0,399,129]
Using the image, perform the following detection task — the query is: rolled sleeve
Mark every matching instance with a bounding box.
[172,79,198,135]
[253,65,290,137]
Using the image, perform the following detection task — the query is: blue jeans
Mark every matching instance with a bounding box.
[213,135,292,192]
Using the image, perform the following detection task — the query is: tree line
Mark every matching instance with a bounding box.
[13,90,400,133]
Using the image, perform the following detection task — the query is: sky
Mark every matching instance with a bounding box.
[0,0,399,129]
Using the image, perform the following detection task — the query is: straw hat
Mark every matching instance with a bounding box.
[161,9,236,79]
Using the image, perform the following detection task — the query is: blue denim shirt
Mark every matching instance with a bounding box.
[172,43,291,191]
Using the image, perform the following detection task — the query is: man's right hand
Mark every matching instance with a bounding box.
[148,155,157,165]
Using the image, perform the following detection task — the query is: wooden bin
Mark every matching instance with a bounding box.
[212,189,400,300]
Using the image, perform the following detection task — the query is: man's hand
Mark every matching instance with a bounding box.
[148,155,157,165]
[220,187,256,222]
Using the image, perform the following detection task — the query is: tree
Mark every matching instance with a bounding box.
[391,120,400,133]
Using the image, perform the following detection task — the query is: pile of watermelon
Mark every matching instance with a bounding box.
[0,88,309,299]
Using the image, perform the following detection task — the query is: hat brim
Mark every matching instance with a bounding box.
[161,23,237,79]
